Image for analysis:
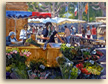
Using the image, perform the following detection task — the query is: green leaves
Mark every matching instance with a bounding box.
[70,67,79,79]
[26,38,41,47]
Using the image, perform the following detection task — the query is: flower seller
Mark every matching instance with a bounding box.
[6,31,17,46]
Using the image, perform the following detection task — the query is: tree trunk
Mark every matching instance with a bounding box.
[99,2,106,17]
[78,2,83,34]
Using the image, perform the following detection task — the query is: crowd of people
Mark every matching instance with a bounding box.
[6,22,98,46]
[81,25,97,39]
[6,22,64,46]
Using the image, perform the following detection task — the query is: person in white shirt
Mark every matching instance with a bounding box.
[70,25,76,35]
[38,26,43,35]
[19,24,30,44]
[86,25,91,39]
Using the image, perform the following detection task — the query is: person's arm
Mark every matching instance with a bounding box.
[63,29,66,37]
[90,29,92,35]
[19,30,24,39]
[70,29,72,33]
[40,36,49,40]
[27,30,30,35]
[56,33,64,43]
[6,42,11,46]
[6,37,14,46]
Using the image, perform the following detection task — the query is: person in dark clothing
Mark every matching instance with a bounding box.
[42,27,49,42]
[48,30,58,43]
[6,31,17,46]
[42,22,64,50]
[81,26,86,38]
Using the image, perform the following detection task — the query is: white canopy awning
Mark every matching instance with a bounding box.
[87,22,103,25]
[99,25,106,28]
[28,17,86,25]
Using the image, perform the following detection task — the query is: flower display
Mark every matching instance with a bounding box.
[80,68,91,75]
[76,62,84,69]
[20,49,31,57]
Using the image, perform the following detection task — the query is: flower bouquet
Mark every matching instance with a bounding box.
[27,58,48,79]
[6,48,31,79]
[70,66,81,79]
[6,48,19,66]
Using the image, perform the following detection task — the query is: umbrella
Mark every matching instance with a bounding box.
[99,25,106,28]
[6,11,32,37]
[6,11,32,18]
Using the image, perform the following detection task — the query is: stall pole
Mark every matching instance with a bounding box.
[14,15,17,38]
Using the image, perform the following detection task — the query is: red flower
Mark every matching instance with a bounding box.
[96,51,103,56]
[76,63,84,69]
[86,57,89,59]
[80,68,91,75]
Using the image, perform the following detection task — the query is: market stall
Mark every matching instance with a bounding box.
[6,43,62,67]
[6,11,32,40]
[6,42,105,79]
[87,21,106,47]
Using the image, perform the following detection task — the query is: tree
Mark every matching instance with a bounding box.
[27,2,106,21]
[91,2,106,17]
[27,2,70,17]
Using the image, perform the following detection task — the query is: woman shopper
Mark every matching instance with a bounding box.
[86,26,91,39]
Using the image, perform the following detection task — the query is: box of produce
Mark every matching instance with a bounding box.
[76,60,104,76]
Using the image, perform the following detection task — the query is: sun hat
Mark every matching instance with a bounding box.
[9,31,16,36]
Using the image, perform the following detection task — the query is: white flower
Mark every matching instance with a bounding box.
[89,60,94,64]
[66,43,71,47]
[40,65,45,69]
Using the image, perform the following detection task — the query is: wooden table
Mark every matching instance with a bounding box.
[6,44,62,67]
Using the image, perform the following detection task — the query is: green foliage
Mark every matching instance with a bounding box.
[60,44,83,61]
[57,56,67,65]
[26,38,41,47]
[27,2,39,12]
[13,64,28,79]
[29,58,46,72]
[60,64,71,79]
[60,44,75,60]
[27,2,105,22]
[70,67,79,79]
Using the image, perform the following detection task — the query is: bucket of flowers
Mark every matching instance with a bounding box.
[90,49,104,61]
[19,49,31,62]
[6,48,31,79]
[27,58,49,79]
[60,43,84,64]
